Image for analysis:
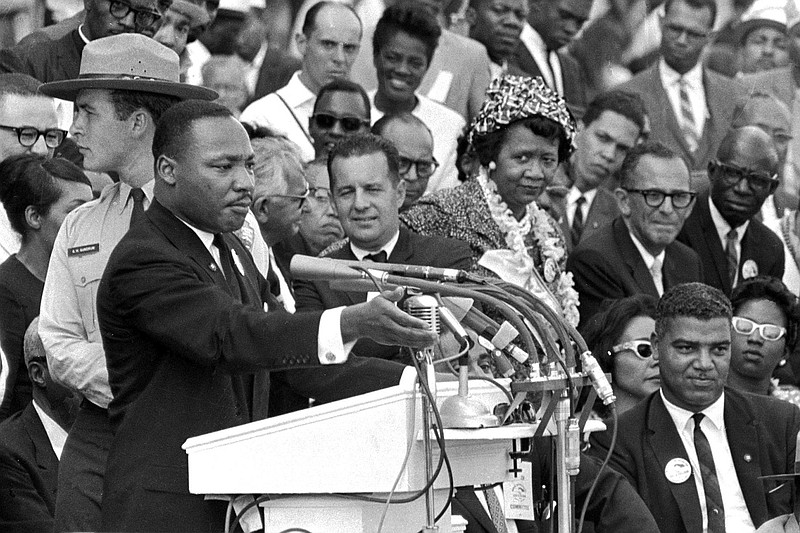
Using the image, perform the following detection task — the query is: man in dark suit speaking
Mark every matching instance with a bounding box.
[295,133,473,364]
[590,283,800,532]
[96,101,438,532]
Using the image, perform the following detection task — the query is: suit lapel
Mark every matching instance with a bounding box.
[696,195,732,294]
[329,243,365,306]
[725,390,767,525]
[696,70,724,167]
[612,218,659,297]
[22,405,59,494]
[646,394,704,533]
[650,63,694,161]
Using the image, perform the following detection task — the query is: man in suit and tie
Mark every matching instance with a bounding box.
[513,0,591,117]
[590,282,800,532]
[614,0,748,171]
[97,101,437,532]
[567,141,703,329]
[0,319,78,533]
[561,89,647,251]
[678,126,785,297]
[294,133,473,364]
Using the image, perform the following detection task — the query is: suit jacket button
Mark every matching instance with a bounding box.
[743,454,752,462]
[325,352,336,362]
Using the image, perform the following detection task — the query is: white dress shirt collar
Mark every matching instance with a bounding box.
[33,399,68,460]
[117,180,154,217]
[77,24,91,44]
[627,228,666,272]
[708,195,749,252]
[566,186,597,225]
[661,388,725,431]
[349,229,401,261]
[281,71,316,109]
[660,57,704,91]
[177,217,215,255]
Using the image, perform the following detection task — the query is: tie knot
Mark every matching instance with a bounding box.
[213,234,227,251]
[727,228,738,241]
[576,195,586,206]
[364,250,388,263]
[693,412,705,425]
[130,187,145,203]
[651,255,663,271]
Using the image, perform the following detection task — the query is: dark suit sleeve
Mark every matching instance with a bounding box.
[567,248,626,325]
[293,279,327,312]
[586,418,639,489]
[101,243,323,372]
[0,443,53,532]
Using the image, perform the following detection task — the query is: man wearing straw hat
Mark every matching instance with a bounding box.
[36,32,216,532]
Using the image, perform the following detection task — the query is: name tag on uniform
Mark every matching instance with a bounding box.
[68,243,100,256]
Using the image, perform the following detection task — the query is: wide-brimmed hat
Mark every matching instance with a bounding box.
[39,33,217,102]
[735,0,788,43]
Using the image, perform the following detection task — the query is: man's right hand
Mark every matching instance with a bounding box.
[340,287,438,348]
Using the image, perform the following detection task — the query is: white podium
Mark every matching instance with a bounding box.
[183,374,537,532]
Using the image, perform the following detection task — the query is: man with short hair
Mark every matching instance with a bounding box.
[466,0,528,78]
[615,0,748,171]
[240,1,362,162]
[560,89,647,251]
[0,0,166,82]
[37,33,216,532]
[372,113,437,210]
[97,101,435,531]
[567,141,703,328]
[0,319,78,532]
[309,78,371,159]
[590,282,800,531]
[154,0,209,71]
[513,0,591,117]
[678,126,785,297]
[295,133,472,365]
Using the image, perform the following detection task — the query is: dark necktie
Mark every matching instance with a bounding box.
[693,413,725,532]
[364,250,388,263]
[266,258,281,299]
[129,188,146,227]
[725,228,738,285]
[212,234,242,302]
[571,195,586,247]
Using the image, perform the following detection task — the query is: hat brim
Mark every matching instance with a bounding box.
[39,77,218,102]
[736,19,787,43]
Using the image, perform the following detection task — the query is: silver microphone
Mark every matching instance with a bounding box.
[404,294,440,399]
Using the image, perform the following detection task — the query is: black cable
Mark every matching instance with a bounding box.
[230,494,271,533]
[576,405,619,533]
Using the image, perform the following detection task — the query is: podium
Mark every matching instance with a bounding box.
[183,373,537,532]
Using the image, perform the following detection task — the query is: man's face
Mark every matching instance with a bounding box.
[259,166,308,245]
[168,116,255,233]
[709,141,778,228]
[573,110,641,191]
[299,163,344,255]
[71,89,134,173]
[379,120,435,209]
[374,30,430,107]
[309,90,370,157]
[618,155,694,257]
[736,99,791,166]
[740,26,789,73]
[660,0,714,74]
[0,94,59,160]
[469,0,528,63]
[654,316,731,412]
[528,0,593,51]
[203,64,249,117]
[331,151,406,251]
[297,5,361,93]
[154,8,192,55]
[84,0,162,40]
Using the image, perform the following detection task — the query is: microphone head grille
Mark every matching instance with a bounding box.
[404,294,441,334]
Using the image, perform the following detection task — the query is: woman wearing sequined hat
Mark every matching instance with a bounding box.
[401,74,580,325]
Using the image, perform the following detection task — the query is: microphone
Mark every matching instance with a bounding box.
[316,257,468,283]
[442,298,529,363]
[290,255,387,282]
[404,294,440,399]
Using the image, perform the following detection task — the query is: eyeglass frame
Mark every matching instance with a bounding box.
[397,155,440,179]
[623,188,697,209]
[708,159,779,193]
[610,339,654,359]
[0,124,67,149]
[311,113,369,133]
[307,186,332,203]
[732,316,787,341]
[108,0,162,28]
[266,188,310,208]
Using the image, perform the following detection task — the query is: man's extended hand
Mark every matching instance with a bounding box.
[340,287,438,348]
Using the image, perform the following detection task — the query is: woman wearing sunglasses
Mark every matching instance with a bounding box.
[728,276,800,407]
[580,294,660,418]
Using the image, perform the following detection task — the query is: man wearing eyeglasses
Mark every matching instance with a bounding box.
[678,126,785,297]
[590,282,800,533]
[372,112,438,211]
[568,140,703,329]
[308,78,371,160]
[613,0,748,171]
[0,0,165,83]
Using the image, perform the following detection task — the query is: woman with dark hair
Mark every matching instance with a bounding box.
[729,276,800,406]
[581,294,660,417]
[0,154,93,419]
[402,73,580,325]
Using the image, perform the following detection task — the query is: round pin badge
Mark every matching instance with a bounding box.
[742,259,759,280]
[665,458,692,484]
[543,258,558,283]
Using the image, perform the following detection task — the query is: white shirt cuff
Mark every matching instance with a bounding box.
[317,307,354,364]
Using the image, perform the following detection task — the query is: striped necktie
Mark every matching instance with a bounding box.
[693,413,725,532]
[679,78,699,153]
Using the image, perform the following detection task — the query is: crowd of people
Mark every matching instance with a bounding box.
[2,0,800,531]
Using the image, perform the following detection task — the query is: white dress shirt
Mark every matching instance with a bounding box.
[662,391,756,532]
[349,229,400,261]
[566,186,597,227]
[627,229,666,295]
[519,23,564,96]
[33,399,68,460]
[709,196,749,286]
[659,58,708,141]
[39,180,154,409]
[0,204,20,264]
[240,71,316,162]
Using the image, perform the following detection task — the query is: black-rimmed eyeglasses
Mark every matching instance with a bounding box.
[708,160,779,193]
[0,125,67,149]
[398,155,439,179]
[624,188,696,209]
[108,0,161,28]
